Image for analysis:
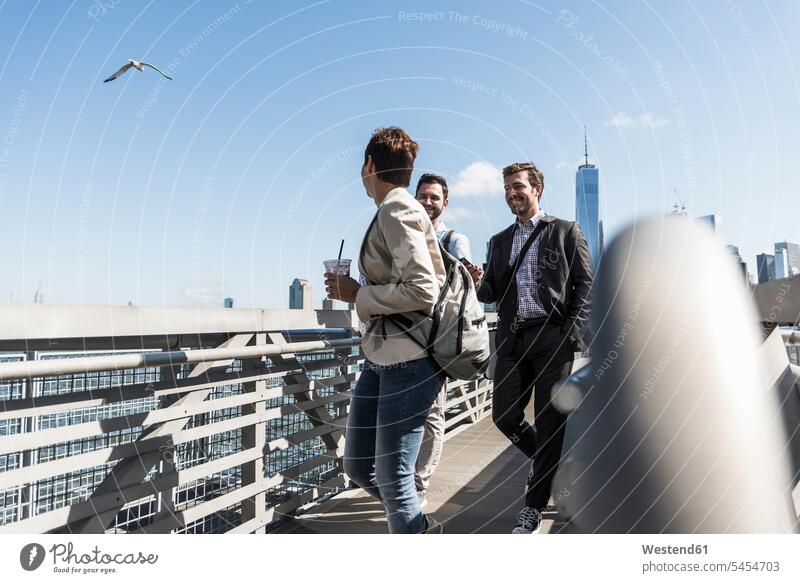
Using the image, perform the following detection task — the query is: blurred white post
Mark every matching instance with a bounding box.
[553,216,796,533]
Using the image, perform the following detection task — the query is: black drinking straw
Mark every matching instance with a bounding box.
[336,239,344,263]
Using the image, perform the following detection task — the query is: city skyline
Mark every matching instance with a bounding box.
[6,137,799,306]
[1,1,798,308]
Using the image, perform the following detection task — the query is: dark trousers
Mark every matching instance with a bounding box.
[492,322,574,511]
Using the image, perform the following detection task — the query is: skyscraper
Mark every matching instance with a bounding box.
[727,245,742,263]
[576,128,600,268]
[34,283,44,304]
[775,247,790,279]
[756,253,775,284]
[289,279,312,310]
[696,214,720,234]
[774,241,800,277]
[726,245,748,283]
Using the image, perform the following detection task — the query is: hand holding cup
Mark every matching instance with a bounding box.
[323,259,360,303]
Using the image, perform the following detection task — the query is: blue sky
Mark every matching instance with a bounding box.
[1,0,798,308]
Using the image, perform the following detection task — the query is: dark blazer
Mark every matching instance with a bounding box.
[477,214,594,356]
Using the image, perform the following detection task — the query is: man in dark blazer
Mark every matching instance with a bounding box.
[468,161,593,533]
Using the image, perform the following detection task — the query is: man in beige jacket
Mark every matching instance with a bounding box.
[324,127,447,533]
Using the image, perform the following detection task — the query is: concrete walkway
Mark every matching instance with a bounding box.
[277,360,590,534]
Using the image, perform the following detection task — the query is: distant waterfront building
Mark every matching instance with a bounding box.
[289,279,312,310]
[34,284,44,304]
[774,241,800,277]
[756,253,776,284]
[726,245,748,283]
[224,297,234,308]
[575,128,601,268]
[775,247,790,279]
[696,214,720,234]
[669,202,688,218]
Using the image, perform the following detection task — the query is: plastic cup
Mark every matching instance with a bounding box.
[324,259,351,276]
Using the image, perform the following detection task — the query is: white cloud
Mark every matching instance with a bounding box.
[445,206,476,220]
[184,280,223,307]
[604,111,669,129]
[639,112,670,128]
[449,160,503,197]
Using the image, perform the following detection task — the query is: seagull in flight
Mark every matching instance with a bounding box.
[104,59,172,83]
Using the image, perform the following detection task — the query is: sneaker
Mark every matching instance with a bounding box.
[423,514,443,534]
[417,490,428,509]
[511,506,542,534]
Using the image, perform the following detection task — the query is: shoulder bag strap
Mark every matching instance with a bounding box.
[502,220,549,299]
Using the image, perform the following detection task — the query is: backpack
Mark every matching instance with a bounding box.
[359,206,491,380]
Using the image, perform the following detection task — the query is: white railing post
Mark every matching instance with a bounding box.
[155,360,180,522]
[19,351,35,522]
[240,333,267,533]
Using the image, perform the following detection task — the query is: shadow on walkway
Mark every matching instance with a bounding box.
[278,360,591,534]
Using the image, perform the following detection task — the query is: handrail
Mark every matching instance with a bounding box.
[0,337,361,381]
[781,329,800,346]
[0,319,496,533]
[554,217,796,533]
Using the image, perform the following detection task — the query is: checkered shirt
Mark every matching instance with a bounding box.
[509,210,547,319]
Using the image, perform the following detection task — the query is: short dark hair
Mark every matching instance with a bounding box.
[415,173,449,199]
[363,127,419,187]
[502,162,544,193]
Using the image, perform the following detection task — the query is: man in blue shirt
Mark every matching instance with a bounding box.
[416,173,473,263]
[414,173,482,508]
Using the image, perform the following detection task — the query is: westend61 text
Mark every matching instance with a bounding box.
[642,544,708,555]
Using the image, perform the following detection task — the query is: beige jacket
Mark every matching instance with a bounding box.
[356,187,446,365]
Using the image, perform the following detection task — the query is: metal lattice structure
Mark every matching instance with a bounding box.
[0,306,496,534]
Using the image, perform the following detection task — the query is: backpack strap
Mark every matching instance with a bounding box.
[383,313,430,351]
[441,229,455,255]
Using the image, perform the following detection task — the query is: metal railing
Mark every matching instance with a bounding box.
[0,305,496,534]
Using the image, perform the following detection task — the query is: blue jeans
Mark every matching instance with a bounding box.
[344,357,445,533]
